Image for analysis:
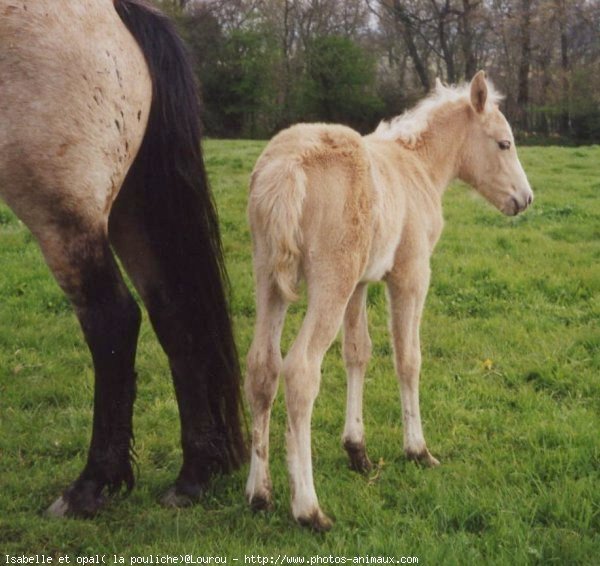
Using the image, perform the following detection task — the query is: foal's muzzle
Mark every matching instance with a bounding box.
[503,188,534,216]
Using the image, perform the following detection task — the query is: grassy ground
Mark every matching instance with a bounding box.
[0,142,598,563]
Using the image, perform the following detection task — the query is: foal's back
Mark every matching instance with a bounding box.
[250,122,372,216]
[249,123,375,299]
[249,122,438,292]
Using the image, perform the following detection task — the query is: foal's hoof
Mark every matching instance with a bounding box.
[297,508,333,532]
[248,492,274,512]
[406,448,440,468]
[344,441,372,474]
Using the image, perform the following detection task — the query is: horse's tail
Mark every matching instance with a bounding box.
[249,157,307,303]
[114,0,246,469]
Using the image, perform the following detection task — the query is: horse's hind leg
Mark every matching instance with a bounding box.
[37,221,141,518]
[342,283,373,473]
[109,192,232,505]
[245,262,288,511]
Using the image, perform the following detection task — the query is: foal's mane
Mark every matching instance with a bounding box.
[373,80,503,147]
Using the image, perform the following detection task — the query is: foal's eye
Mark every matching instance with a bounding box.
[498,140,511,150]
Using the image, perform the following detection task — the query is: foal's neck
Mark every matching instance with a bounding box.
[414,103,470,194]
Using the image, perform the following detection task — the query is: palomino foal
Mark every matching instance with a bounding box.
[245,72,533,530]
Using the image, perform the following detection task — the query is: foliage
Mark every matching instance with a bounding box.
[174,9,280,138]
[155,0,600,143]
[568,70,600,143]
[204,28,281,138]
[154,1,385,137]
[300,35,383,130]
[1,143,599,560]
[188,28,384,137]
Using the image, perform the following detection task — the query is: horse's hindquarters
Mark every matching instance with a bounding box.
[0,0,151,233]
[0,0,153,518]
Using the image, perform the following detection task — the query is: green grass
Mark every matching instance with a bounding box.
[1,142,598,563]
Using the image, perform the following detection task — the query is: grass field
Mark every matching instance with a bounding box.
[0,142,598,563]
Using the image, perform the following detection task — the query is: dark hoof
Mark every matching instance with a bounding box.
[405,448,440,467]
[344,441,372,474]
[248,493,273,512]
[161,481,204,508]
[161,487,195,508]
[297,508,333,532]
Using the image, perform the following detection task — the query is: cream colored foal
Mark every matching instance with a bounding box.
[245,72,533,530]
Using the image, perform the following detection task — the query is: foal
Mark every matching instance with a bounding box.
[245,72,533,530]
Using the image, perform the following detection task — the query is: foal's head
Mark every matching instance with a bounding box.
[458,71,533,216]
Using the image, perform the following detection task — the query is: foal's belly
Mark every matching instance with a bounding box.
[361,230,403,282]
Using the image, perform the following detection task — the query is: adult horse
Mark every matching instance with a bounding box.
[0,0,246,517]
[245,72,533,530]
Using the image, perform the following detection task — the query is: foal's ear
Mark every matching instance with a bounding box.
[435,77,444,91]
[470,70,488,113]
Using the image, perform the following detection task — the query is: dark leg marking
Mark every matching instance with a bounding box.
[343,440,373,474]
[144,289,232,502]
[249,492,274,513]
[47,238,141,518]
[297,509,334,533]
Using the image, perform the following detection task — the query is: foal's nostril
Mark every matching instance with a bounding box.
[510,196,519,215]
[527,193,533,206]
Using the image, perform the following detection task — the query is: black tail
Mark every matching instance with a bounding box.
[114,0,247,471]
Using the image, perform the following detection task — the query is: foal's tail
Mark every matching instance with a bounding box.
[114,0,246,469]
[249,157,307,303]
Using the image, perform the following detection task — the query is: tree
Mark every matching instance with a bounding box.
[301,35,383,129]
[516,0,533,130]
[158,0,600,142]
[459,0,481,78]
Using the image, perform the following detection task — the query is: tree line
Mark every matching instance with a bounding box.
[158,0,600,143]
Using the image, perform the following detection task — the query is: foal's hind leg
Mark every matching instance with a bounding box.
[342,283,373,473]
[39,222,141,518]
[387,259,439,467]
[284,275,356,531]
[245,266,288,510]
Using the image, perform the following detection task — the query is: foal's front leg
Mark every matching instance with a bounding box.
[386,260,439,466]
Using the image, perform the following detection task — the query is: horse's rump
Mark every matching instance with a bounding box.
[0,0,150,233]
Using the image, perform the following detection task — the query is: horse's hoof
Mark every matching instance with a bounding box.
[161,475,206,508]
[161,487,194,508]
[45,496,70,518]
[344,441,372,474]
[406,448,440,467]
[248,492,273,512]
[297,508,333,532]
[160,485,203,508]
[45,489,105,519]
